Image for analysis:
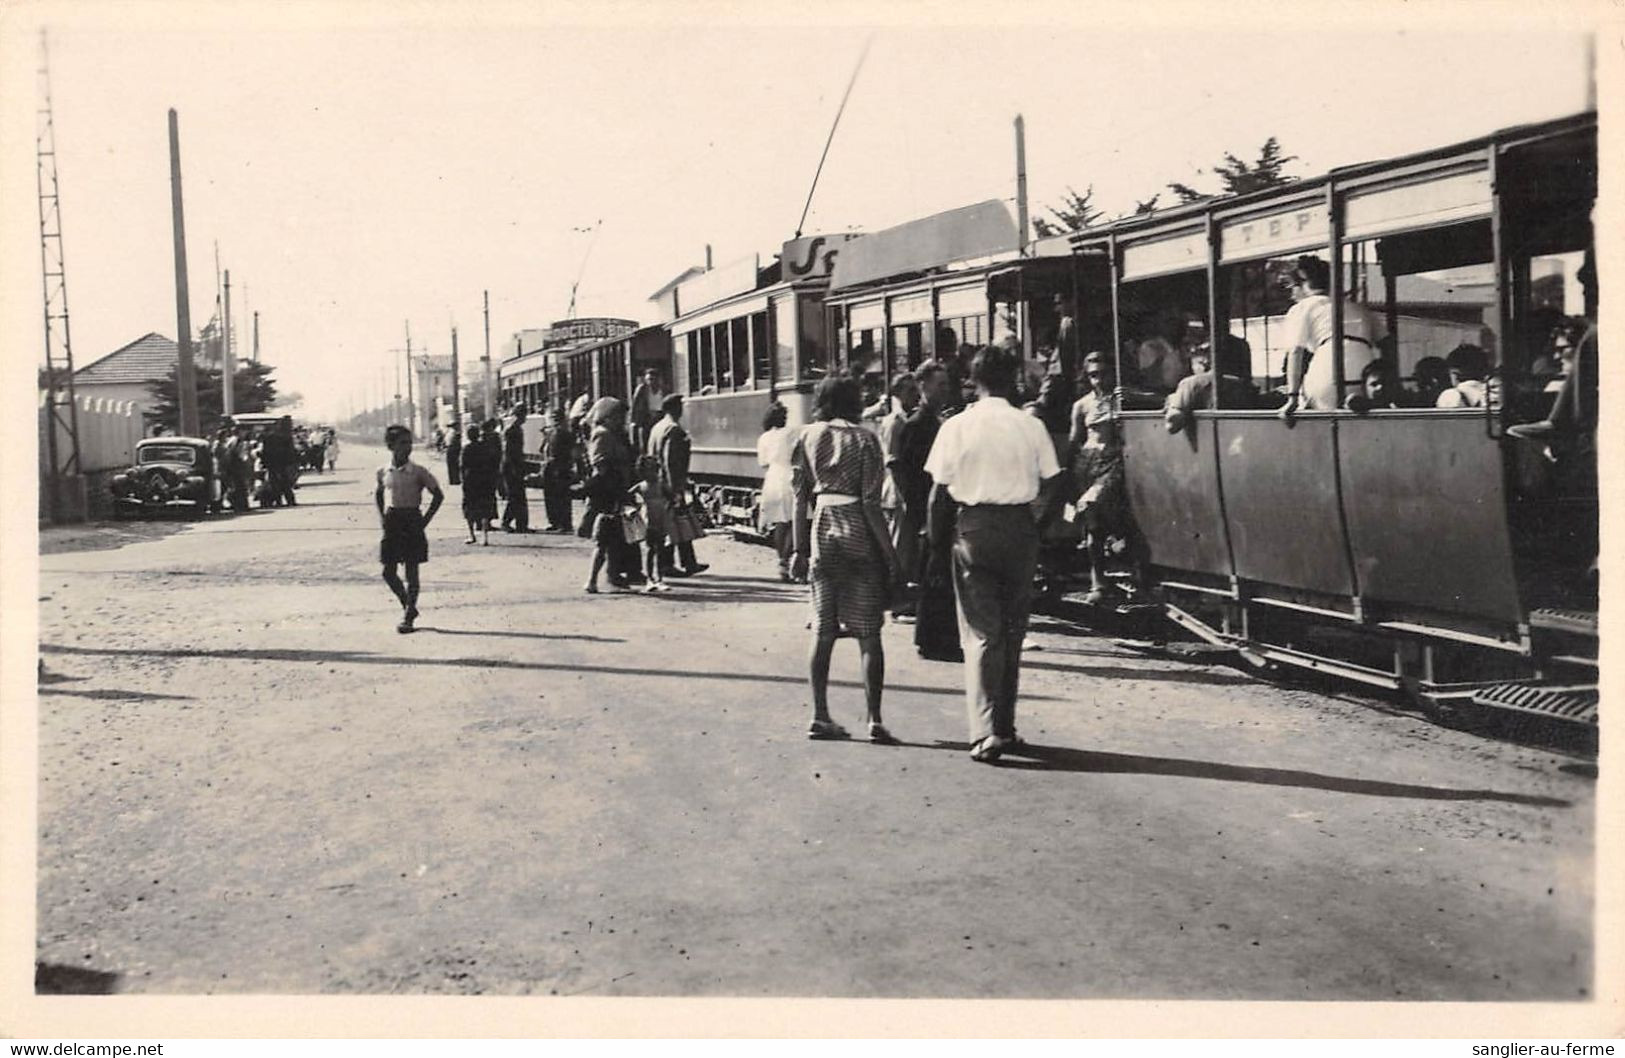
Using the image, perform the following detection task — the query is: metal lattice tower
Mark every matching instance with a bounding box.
[37,30,81,517]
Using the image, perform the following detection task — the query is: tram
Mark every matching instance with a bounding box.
[1064,111,1597,725]
[659,241,844,525]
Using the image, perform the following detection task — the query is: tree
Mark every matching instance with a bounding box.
[1031,184,1103,237]
[1213,137,1297,195]
[1163,137,1299,204]
[145,361,278,435]
[1132,194,1161,216]
[1165,181,1207,205]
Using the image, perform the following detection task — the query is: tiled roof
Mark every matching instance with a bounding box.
[73,333,178,385]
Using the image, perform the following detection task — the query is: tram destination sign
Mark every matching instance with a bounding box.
[544,317,637,346]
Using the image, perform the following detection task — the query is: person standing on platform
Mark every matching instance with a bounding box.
[542,402,578,532]
[629,368,665,455]
[648,394,709,577]
[444,419,462,487]
[756,400,799,581]
[500,403,531,533]
[924,344,1064,763]
[879,373,919,606]
[897,360,955,656]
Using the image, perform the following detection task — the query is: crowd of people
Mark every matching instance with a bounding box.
[193,416,335,512]
[370,278,1596,763]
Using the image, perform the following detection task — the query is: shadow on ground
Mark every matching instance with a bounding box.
[36,962,120,994]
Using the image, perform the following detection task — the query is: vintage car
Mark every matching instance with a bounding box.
[108,436,222,516]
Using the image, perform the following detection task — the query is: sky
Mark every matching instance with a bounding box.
[0,0,1602,423]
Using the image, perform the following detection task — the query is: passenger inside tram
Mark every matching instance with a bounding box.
[1163,334,1259,433]
[1344,358,1404,413]
[1435,343,1489,408]
[1410,356,1452,406]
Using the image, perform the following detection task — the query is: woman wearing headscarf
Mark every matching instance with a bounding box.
[583,397,636,592]
[791,376,903,743]
[755,400,799,582]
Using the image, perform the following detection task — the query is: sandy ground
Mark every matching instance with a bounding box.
[33,445,1594,999]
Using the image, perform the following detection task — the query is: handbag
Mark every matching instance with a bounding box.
[622,503,648,544]
[669,503,702,544]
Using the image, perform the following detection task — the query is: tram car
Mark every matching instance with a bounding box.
[658,243,843,527]
[1062,111,1597,727]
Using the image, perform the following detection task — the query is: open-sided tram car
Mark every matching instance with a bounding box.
[1064,111,1597,726]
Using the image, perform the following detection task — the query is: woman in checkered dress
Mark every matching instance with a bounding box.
[791,375,903,744]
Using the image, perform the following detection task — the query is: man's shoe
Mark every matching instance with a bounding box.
[683,563,710,576]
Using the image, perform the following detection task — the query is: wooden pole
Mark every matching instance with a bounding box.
[451,324,461,427]
[222,268,235,416]
[168,109,199,437]
[482,290,493,420]
[1014,114,1030,256]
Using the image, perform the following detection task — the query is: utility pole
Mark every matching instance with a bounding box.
[37,29,83,522]
[1014,113,1030,256]
[222,268,235,416]
[482,290,493,420]
[169,108,200,437]
[252,311,260,363]
[404,321,415,437]
[450,324,461,427]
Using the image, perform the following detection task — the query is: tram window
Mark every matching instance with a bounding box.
[849,327,882,379]
[890,323,924,374]
[698,327,716,391]
[717,325,730,389]
[751,311,771,388]
[798,294,829,380]
[1340,223,1497,406]
[731,316,751,391]
[774,297,798,381]
[990,299,1018,347]
[1117,271,1209,394]
[683,332,699,394]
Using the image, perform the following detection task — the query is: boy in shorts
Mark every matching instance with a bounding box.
[376,425,445,633]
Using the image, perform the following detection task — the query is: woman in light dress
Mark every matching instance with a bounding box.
[756,401,800,582]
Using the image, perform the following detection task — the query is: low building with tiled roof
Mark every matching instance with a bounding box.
[71,333,181,410]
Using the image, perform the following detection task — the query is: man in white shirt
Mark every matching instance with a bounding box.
[924,343,1064,763]
[1277,255,1386,418]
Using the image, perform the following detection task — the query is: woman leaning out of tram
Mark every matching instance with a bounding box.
[791,376,903,744]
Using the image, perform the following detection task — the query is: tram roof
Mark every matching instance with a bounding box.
[1066,110,1596,251]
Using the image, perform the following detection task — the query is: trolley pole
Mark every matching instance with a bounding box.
[1014,114,1030,256]
[482,290,494,420]
[222,268,235,417]
[168,109,200,438]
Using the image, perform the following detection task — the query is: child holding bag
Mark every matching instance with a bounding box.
[630,455,673,594]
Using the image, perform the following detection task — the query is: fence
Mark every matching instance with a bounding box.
[38,393,149,523]
[38,392,147,475]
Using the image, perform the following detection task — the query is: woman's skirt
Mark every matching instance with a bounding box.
[808,502,886,639]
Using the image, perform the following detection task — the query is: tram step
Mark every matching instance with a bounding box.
[1470,682,1598,725]
[1528,607,1598,637]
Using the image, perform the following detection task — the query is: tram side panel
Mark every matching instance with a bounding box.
[1337,412,1523,631]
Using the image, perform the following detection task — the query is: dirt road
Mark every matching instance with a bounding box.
[34,447,1594,998]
